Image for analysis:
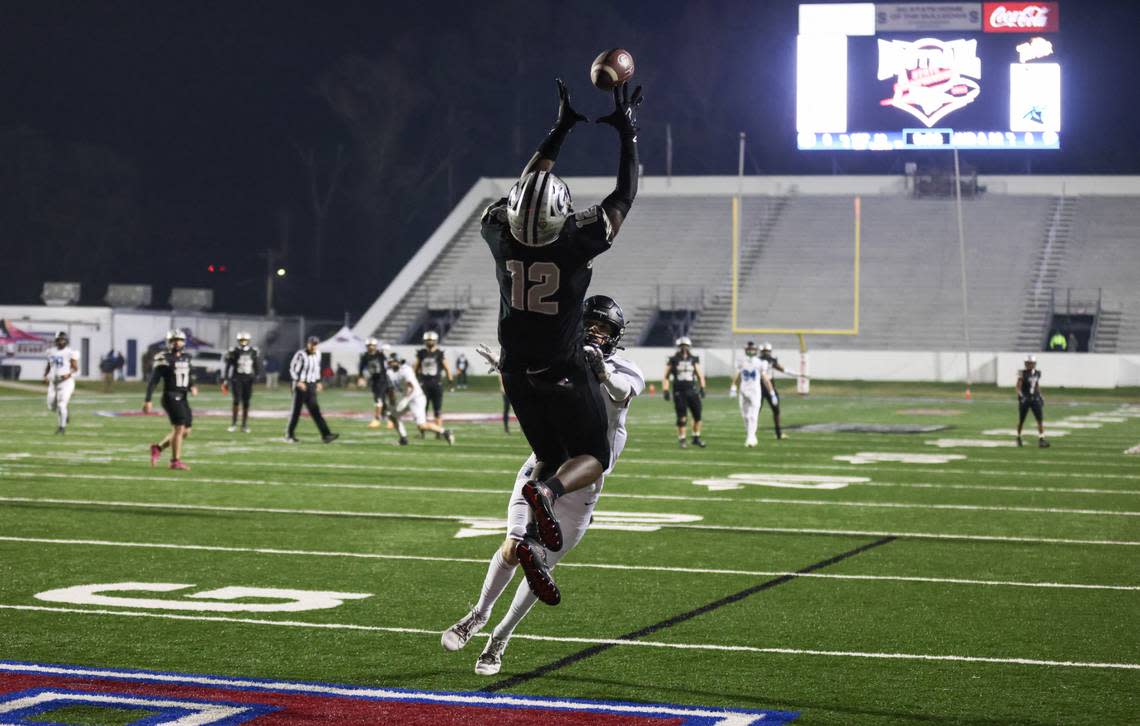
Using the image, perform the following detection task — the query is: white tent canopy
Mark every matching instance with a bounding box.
[320,325,368,373]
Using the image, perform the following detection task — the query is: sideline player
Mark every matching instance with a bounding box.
[481,78,642,553]
[143,330,197,470]
[759,342,790,440]
[388,353,454,445]
[284,336,339,444]
[444,295,643,675]
[43,331,79,434]
[663,337,706,448]
[1016,354,1050,448]
[730,341,772,447]
[415,331,453,433]
[222,331,260,433]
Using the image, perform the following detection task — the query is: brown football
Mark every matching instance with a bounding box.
[590,48,635,91]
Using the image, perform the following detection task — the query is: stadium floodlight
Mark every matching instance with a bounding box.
[41,282,81,306]
[169,287,214,311]
[104,284,153,308]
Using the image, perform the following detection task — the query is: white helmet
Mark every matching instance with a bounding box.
[1025,354,1037,364]
[365,337,379,348]
[423,331,439,344]
[507,170,572,247]
[675,336,692,348]
[761,342,773,353]
[166,329,186,343]
[380,342,392,355]
[236,331,251,344]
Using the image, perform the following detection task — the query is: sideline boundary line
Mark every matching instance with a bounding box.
[2,535,1134,591]
[3,604,1136,671]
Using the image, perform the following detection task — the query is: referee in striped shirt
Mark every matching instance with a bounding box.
[285,336,338,443]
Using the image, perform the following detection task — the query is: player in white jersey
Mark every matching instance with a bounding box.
[441,295,645,676]
[43,331,79,434]
[386,354,454,445]
[730,341,773,448]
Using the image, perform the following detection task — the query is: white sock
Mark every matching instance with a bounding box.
[396,420,407,437]
[474,550,516,619]
[492,579,539,640]
[58,401,68,429]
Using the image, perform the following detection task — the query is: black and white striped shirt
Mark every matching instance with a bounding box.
[290,349,321,384]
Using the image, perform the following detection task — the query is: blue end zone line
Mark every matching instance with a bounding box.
[0,661,797,725]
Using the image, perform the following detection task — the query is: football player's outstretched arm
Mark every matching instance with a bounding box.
[596,82,643,238]
[662,363,672,401]
[142,358,164,412]
[1015,373,1024,401]
[520,79,587,177]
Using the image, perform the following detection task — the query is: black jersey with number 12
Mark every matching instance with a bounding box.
[481,198,613,369]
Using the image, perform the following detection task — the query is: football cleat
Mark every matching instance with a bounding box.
[521,481,562,552]
[283,436,299,444]
[516,538,561,606]
[441,609,488,652]
[1016,436,1024,447]
[475,636,508,676]
[398,436,408,446]
[322,433,340,444]
[368,419,381,429]
[149,444,162,466]
[227,425,237,433]
[692,436,707,448]
[170,460,190,471]
[55,427,65,435]
[745,437,758,448]
[242,426,251,434]
[678,438,688,449]
[1038,438,1050,448]
[444,429,455,446]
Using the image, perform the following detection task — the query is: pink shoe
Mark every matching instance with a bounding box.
[149,444,162,467]
[169,459,190,471]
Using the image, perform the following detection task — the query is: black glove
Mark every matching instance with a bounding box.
[700,388,706,399]
[555,78,588,129]
[596,82,643,137]
[663,390,671,402]
[583,345,607,380]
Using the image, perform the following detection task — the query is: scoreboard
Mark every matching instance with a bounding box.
[796,3,1061,151]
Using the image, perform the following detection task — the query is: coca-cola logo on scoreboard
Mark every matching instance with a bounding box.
[984,2,1060,33]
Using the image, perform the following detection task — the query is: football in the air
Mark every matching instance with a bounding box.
[590,48,635,90]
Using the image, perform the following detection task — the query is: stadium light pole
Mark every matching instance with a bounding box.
[954,149,973,399]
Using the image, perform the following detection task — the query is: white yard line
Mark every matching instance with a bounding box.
[1,495,1137,546]
[1,535,1135,591]
[1,605,1136,671]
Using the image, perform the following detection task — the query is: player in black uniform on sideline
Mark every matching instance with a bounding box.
[481,78,641,569]
[144,330,197,471]
[222,331,260,433]
[663,337,707,448]
[415,331,453,434]
[759,342,789,440]
[358,338,394,430]
[1016,354,1050,448]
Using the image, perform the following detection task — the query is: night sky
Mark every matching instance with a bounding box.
[3,1,1138,318]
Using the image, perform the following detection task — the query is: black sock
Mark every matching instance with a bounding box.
[543,477,566,498]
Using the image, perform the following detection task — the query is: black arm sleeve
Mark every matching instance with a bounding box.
[600,133,638,232]
[223,351,234,381]
[145,366,163,402]
[535,122,575,166]
[358,354,367,378]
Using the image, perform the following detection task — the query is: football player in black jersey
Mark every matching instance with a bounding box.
[143,330,197,471]
[663,337,707,448]
[358,338,393,429]
[222,331,260,433]
[415,331,453,432]
[481,78,641,554]
[1015,354,1049,448]
[759,342,789,440]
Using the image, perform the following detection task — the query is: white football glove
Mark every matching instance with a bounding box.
[729,386,737,397]
[583,345,609,382]
[475,343,501,371]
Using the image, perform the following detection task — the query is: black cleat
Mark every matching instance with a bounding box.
[1038,438,1050,448]
[283,436,299,444]
[322,433,340,444]
[678,438,688,449]
[692,436,707,448]
[521,480,562,551]
[443,429,455,445]
[398,436,409,446]
[516,537,560,606]
[1016,436,1023,447]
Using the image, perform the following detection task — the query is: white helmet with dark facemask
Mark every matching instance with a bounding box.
[507,170,572,247]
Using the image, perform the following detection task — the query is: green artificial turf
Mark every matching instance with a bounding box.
[1,378,1137,724]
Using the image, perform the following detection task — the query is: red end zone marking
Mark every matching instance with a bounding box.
[0,663,797,724]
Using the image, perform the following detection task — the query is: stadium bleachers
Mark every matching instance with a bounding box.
[365,182,1139,353]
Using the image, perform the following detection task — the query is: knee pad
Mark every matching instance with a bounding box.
[676,416,688,427]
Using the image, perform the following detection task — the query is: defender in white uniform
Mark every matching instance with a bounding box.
[43,331,79,434]
[386,355,454,445]
[442,295,644,676]
[730,341,773,448]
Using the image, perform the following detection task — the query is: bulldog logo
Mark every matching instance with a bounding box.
[878,38,982,127]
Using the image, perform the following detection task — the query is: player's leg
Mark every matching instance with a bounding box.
[768,390,783,439]
[46,382,57,419]
[741,393,758,446]
[56,379,74,432]
[689,391,706,447]
[431,385,444,430]
[240,380,252,431]
[285,385,305,440]
[674,392,689,447]
[1016,399,1030,445]
[1032,399,1048,447]
[385,390,408,443]
[229,381,241,430]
